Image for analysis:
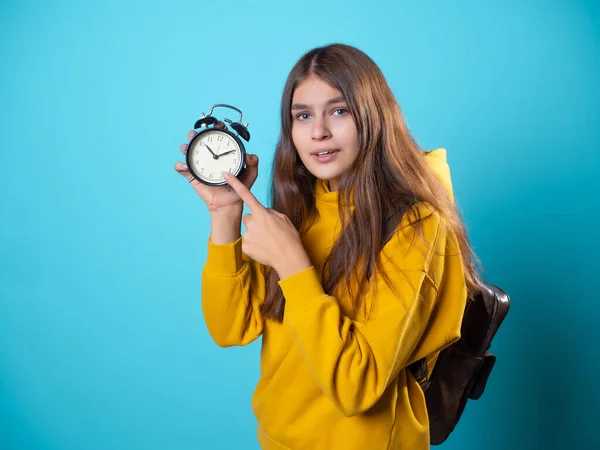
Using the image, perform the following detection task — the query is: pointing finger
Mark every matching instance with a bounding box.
[222,171,265,213]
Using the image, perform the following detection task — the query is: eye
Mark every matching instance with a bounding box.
[332,108,348,116]
[296,113,311,121]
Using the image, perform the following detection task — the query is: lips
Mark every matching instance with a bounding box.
[312,149,340,163]
[311,149,340,156]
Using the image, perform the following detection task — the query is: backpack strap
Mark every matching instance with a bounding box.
[381,207,430,387]
[407,358,429,386]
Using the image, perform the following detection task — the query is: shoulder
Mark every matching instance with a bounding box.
[374,204,457,289]
[397,201,442,232]
[382,202,447,258]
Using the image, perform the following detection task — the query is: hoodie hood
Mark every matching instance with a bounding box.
[424,148,455,205]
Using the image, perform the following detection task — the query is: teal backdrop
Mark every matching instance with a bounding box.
[1,0,598,449]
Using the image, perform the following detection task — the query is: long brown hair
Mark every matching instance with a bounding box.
[261,43,482,323]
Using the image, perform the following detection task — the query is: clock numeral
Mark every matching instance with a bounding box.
[217,134,224,142]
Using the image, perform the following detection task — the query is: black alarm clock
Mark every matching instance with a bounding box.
[186,104,250,186]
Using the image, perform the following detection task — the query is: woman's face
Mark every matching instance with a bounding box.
[291,75,359,192]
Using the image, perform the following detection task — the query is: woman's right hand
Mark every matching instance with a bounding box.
[174,122,259,215]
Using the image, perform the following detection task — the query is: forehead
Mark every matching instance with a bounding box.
[292,75,345,105]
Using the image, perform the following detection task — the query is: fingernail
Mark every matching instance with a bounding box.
[182,164,188,170]
[222,171,230,179]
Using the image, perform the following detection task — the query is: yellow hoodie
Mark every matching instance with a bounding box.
[201,149,467,449]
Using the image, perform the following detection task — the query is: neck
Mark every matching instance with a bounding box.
[327,178,339,192]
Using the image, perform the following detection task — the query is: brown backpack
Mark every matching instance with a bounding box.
[407,282,510,444]
[381,210,511,445]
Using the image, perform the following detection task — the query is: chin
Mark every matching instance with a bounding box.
[305,165,345,181]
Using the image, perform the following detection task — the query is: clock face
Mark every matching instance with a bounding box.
[187,130,243,185]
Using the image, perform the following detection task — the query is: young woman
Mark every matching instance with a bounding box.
[175,44,480,449]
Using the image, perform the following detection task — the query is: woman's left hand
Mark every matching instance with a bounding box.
[222,171,312,280]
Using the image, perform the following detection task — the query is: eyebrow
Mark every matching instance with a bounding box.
[291,96,347,110]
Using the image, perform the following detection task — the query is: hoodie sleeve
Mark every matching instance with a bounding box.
[278,203,467,417]
[201,237,266,347]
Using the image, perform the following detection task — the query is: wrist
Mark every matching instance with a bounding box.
[210,207,242,245]
[275,251,312,280]
[210,203,243,218]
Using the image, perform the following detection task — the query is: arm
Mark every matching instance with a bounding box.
[175,124,264,347]
[201,209,265,347]
[278,205,467,417]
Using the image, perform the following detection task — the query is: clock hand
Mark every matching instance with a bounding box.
[205,145,218,159]
[218,149,237,157]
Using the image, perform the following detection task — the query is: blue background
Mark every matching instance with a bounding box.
[1,0,598,448]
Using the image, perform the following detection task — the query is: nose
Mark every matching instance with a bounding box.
[311,116,331,141]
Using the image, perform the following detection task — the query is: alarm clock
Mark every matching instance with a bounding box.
[186,104,250,186]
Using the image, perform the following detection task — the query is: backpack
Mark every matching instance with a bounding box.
[407,282,510,444]
[381,211,511,445]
